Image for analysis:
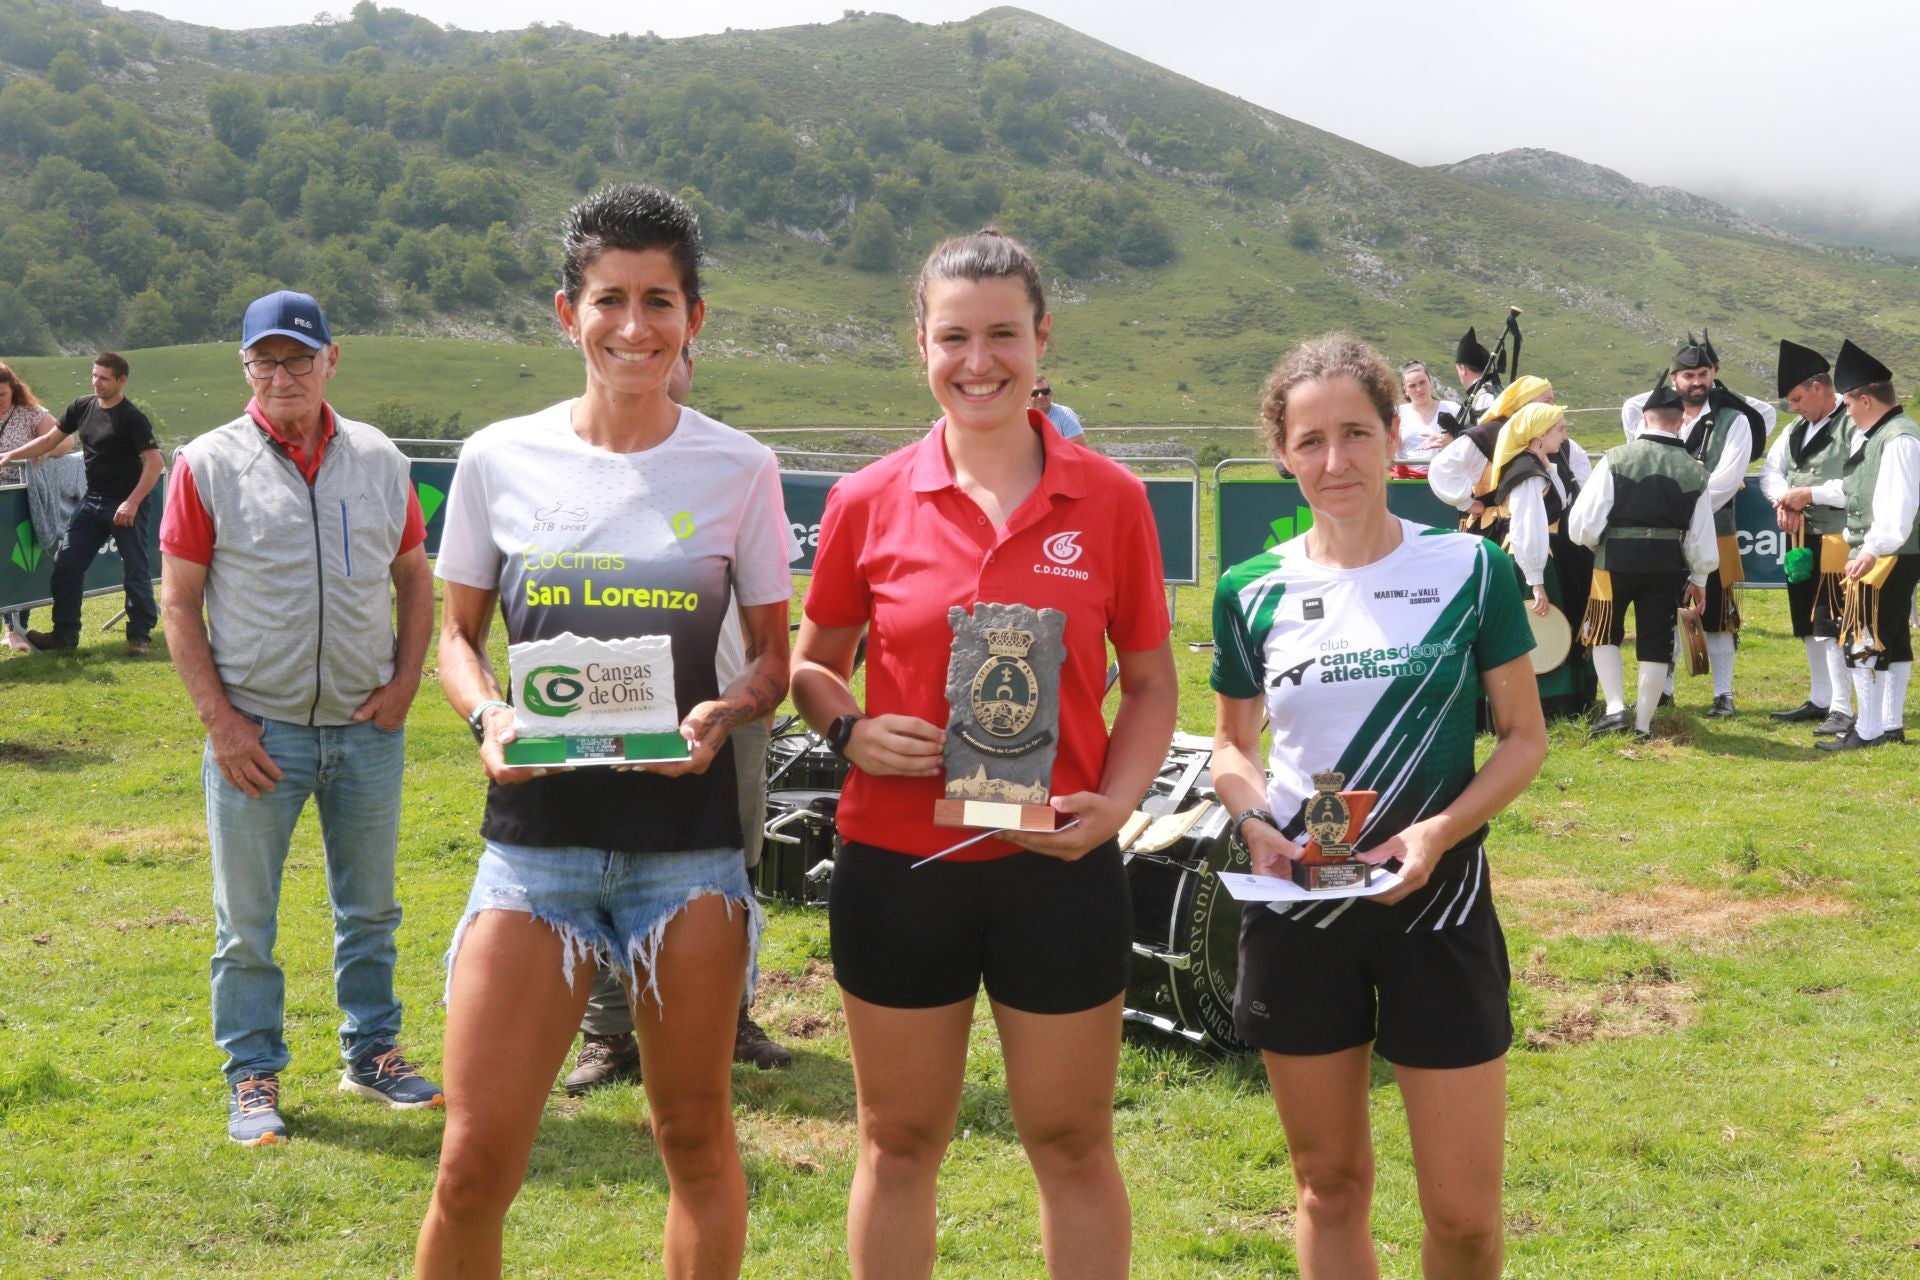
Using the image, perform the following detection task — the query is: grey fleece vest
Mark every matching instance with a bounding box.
[178,412,410,725]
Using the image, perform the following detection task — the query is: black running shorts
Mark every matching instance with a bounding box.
[829,839,1130,1015]
[1233,903,1513,1069]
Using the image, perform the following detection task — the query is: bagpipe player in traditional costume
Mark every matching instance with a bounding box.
[1451,326,1504,423]
[1758,340,1855,737]
[1567,375,1718,739]
[1481,402,1597,716]
[1819,339,1920,752]
[1665,331,1769,718]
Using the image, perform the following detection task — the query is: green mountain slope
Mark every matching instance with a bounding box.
[1,0,1916,427]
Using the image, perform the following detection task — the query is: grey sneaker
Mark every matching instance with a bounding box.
[563,1032,639,1096]
[339,1046,444,1109]
[734,1009,794,1071]
[1813,710,1854,737]
[228,1074,287,1147]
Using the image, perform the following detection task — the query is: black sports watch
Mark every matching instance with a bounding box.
[1230,808,1277,845]
[825,713,864,759]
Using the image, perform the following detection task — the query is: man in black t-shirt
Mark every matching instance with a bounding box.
[0,352,164,654]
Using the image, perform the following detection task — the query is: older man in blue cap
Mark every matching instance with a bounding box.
[160,291,441,1145]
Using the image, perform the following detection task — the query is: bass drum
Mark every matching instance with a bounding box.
[1123,802,1253,1054]
[766,731,851,792]
[756,789,840,906]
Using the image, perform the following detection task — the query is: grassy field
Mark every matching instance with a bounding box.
[4,535,1920,1276]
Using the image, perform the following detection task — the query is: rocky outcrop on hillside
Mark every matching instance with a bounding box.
[1437,148,1798,245]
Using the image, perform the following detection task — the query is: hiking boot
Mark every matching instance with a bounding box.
[734,1008,793,1071]
[564,1032,640,1095]
[1769,700,1827,723]
[339,1046,444,1109]
[126,636,151,657]
[228,1074,287,1147]
[24,630,73,652]
[1705,694,1736,719]
[1813,709,1854,737]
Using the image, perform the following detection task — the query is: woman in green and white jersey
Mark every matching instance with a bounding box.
[1210,333,1546,1279]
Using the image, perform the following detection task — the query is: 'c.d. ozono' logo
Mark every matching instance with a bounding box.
[1043,531,1083,566]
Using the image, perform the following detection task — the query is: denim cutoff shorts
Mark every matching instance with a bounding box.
[446,841,761,1012]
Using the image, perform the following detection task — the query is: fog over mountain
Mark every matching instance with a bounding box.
[108,0,1920,214]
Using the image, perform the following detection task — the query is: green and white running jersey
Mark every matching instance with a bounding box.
[1211,520,1534,933]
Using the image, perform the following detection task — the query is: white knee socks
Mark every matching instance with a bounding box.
[1823,639,1852,716]
[1851,666,1883,740]
[1884,661,1911,733]
[1635,662,1669,734]
[1706,632,1736,698]
[1804,637,1831,707]
[1594,645,1626,713]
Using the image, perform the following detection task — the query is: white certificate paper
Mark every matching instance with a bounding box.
[1217,869,1404,903]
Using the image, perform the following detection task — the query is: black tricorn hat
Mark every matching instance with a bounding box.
[1645,370,1685,414]
[1672,331,1714,371]
[1776,340,1830,397]
[1833,339,1894,395]
[1455,328,1491,372]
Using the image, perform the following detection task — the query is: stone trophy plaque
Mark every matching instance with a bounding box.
[500,631,691,767]
[934,602,1067,831]
[1293,770,1378,891]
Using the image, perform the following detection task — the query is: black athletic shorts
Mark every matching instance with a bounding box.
[1599,568,1687,664]
[1233,903,1513,1069]
[829,839,1130,1015]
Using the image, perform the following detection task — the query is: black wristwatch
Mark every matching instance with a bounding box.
[825,713,864,759]
[1231,808,1277,845]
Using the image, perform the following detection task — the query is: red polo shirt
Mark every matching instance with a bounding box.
[803,411,1169,860]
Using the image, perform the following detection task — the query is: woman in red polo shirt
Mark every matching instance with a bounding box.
[791,229,1178,1279]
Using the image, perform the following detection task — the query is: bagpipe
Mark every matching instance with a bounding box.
[1455,306,1525,431]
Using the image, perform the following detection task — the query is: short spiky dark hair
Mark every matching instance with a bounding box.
[558,184,704,306]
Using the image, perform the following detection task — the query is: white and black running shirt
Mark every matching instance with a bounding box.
[1211,520,1534,932]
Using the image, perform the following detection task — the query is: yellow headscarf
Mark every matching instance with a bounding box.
[1481,374,1552,425]
[1486,402,1566,490]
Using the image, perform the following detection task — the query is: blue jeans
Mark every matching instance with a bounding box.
[206,716,408,1083]
[50,491,156,645]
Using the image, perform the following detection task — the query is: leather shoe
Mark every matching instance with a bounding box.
[1885,727,1907,744]
[1705,694,1736,719]
[1817,728,1883,752]
[1591,709,1635,735]
[1813,710,1854,737]
[24,629,73,652]
[562,1032,639,1095]
[1770,700,1828,723]
[1657,693,1675,708]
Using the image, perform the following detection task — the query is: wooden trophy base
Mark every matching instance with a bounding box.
[934,799,1058,832]
[1290,857,1375,892]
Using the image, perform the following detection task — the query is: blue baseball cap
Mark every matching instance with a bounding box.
[241,290,332,350]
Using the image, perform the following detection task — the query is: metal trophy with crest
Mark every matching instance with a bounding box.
[934,602,1068,831]
[1293,770,1378,891]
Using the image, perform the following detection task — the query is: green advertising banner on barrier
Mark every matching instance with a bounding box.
[410,458,457,557]
[0,484,164,613]
[1215,473,1788,587]
[777,468,1201,583]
